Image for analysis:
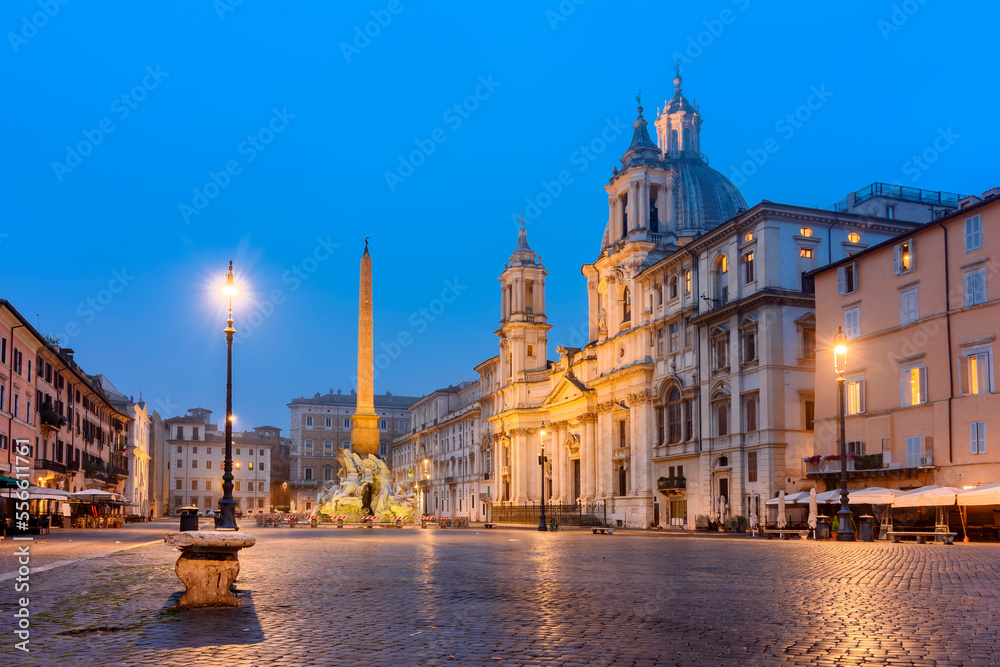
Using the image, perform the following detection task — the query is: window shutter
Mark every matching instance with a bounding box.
[837,267,845,294]
[964,273,973,305]
[971,422,979,455]
[976,353,989,394]
[909,238,915,270]
[959,356,969,395]
[853,263,859,291]
[859,380,865,413]
[979,422,987,454]
[919,367,927,403]
[893,244,901,275]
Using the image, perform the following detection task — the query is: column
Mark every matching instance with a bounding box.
[657,184,668,234]
[598,413,613,498]
[628,182,639,232]
[632,398,653,495]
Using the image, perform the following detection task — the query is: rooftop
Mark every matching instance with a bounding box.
[828,182,963,212]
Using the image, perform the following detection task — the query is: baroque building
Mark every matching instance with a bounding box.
[478,75,941,529]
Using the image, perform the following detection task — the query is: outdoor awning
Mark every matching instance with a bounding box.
[893,485,962,508]
[846,487,906,505]
[0,474,35,489]
[0,487,74,501]
[70,490,126,502]
[956,482,1000,506]
[765,491,811,506]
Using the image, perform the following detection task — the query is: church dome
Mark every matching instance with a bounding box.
[670,156,747,231]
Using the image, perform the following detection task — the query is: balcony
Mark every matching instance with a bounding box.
[804,451,936,480]
[36,459,66,474]
[483,472,493,481]
[113,467,129,477]
[67,460,80,471]
[657,476,686,494]
[445,476,456,485]
[612,447,630,461]
[500,466,510,476]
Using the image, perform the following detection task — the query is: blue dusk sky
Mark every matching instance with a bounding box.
[2,1,998,432]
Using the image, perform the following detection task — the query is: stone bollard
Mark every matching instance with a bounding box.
[310,518,318,528]
[396,518,403,529]
[164,531,256,609]
[421,519,428,529]
[336,518,344,529]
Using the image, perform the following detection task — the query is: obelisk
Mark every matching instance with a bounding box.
[351,239,380,457]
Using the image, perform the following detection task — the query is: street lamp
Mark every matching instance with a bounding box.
[423,458,430,514]
[538,425,547,532]
[217,261,239,531]
[833,327,855,541]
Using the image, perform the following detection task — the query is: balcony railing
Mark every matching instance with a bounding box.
[445,477,456,485]
[37,459,66,474]
[612,447,630,461]
[483,472,493,480]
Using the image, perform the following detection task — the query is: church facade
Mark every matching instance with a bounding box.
[477,75,924,528]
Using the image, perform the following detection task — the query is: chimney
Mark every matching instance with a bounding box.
[982,187,1000,200]
[958,195,982,210]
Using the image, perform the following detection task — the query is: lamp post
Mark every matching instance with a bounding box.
[423,458,430,515]
[538,425,547,532]
[217,261,239,531]
[833,327,855,541]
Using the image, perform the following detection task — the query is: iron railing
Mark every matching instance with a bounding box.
[491,502,607,526]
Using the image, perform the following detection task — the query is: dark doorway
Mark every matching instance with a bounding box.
[618,466,627,496]
[719,478,729,504]
[573,459,581,501]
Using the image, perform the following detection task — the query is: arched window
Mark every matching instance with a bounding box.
[667,389,682,444]
[621,192,629,237]
[713,255,729,305]
[622,287,632,323]
[683,127,691,152]
[669,276,679,300]
[670,129,678,155]
[649,186,659,232]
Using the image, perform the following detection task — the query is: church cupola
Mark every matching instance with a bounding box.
[620,94,660,167]
[654,70,703,160]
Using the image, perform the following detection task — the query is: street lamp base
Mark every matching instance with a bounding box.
[835,508,855,541]
[217,500,239,531]
[538,517,548,532]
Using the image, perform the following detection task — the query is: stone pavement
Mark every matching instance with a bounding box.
[4,526,1000,666]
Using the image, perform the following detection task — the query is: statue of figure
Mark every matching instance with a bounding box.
[598,308,607,332]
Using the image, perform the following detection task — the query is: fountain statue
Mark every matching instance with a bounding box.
[316,448,417,520]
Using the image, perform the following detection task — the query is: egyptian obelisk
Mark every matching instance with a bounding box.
[351,239,381,457]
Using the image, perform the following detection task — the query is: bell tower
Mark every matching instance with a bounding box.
[497,221,551,383]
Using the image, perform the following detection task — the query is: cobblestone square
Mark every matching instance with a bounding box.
[5,527,1000,666]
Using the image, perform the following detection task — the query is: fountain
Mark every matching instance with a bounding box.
[315,448,417,521]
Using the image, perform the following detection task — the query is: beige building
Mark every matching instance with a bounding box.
[165,408,281,515]
[812,189,1000,491]
[389,381,487,519]
[287,389,417,512]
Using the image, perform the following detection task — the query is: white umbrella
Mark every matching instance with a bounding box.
[776,490,787,529]
[765,490,811,506]
[956,482,1000,506]
[807,488,818,532]
[815,489,846,504]
[893,485,961,508]
[1,487,75,501]
[71,489,125,502]
[749,491,759,533]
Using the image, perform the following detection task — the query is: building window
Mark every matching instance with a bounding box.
[844,307,860,339]
[804,399,815,431]
[191,480,198,490]
[964,266,986,306]
[259,482,265,492]
[965,214,983,252]
[906,436,923,468]
[886,205,895,219]
[684,400,693,441]
[325,417,332,427]
[962,350,992,395]
[304,467,313,480]
[900,287,919,325]
[712,331,729,370]
[669,322,679,353]
[527,345,534,357]
[747,451,758,483]
[379,419,387,429]
[235,481,241,491]
[901,364,927,406]
[667,389,682,444]
[656,406,665,444]
[713,256,729,305]
[742,329,757,364]
[191,460,197,469]
[894,239,913,274]
[848,232,861,244]
[800,226,813,237]
[970,421,986,455]
[176,426,184,440]
[802,327,816,359]
[324,439,333,454]
[742,251,755,284]
[345,418,351,428]
[669,276,678,300]
[800,248,813,258]
[622,287,631,323]
[617,420,627,448]
[656,330,664,357]
[306,416,313,426]
[206,460,211,469]
[324,466,334,481]
[743,393,758,432]
[175,479,182,490]
[206,480,211,490]
[684,270,691,294]
[713,395,730,436]
[838,263,858,294]
[248,462,253,470]
[846,378,865,415]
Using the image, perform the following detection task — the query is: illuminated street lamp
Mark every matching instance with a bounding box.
[423,458,430,514]
[833,327,854,541]
[217,261,239,531]
[538,425,547,532]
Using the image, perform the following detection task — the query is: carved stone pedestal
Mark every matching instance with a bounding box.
[164,531,256,609]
